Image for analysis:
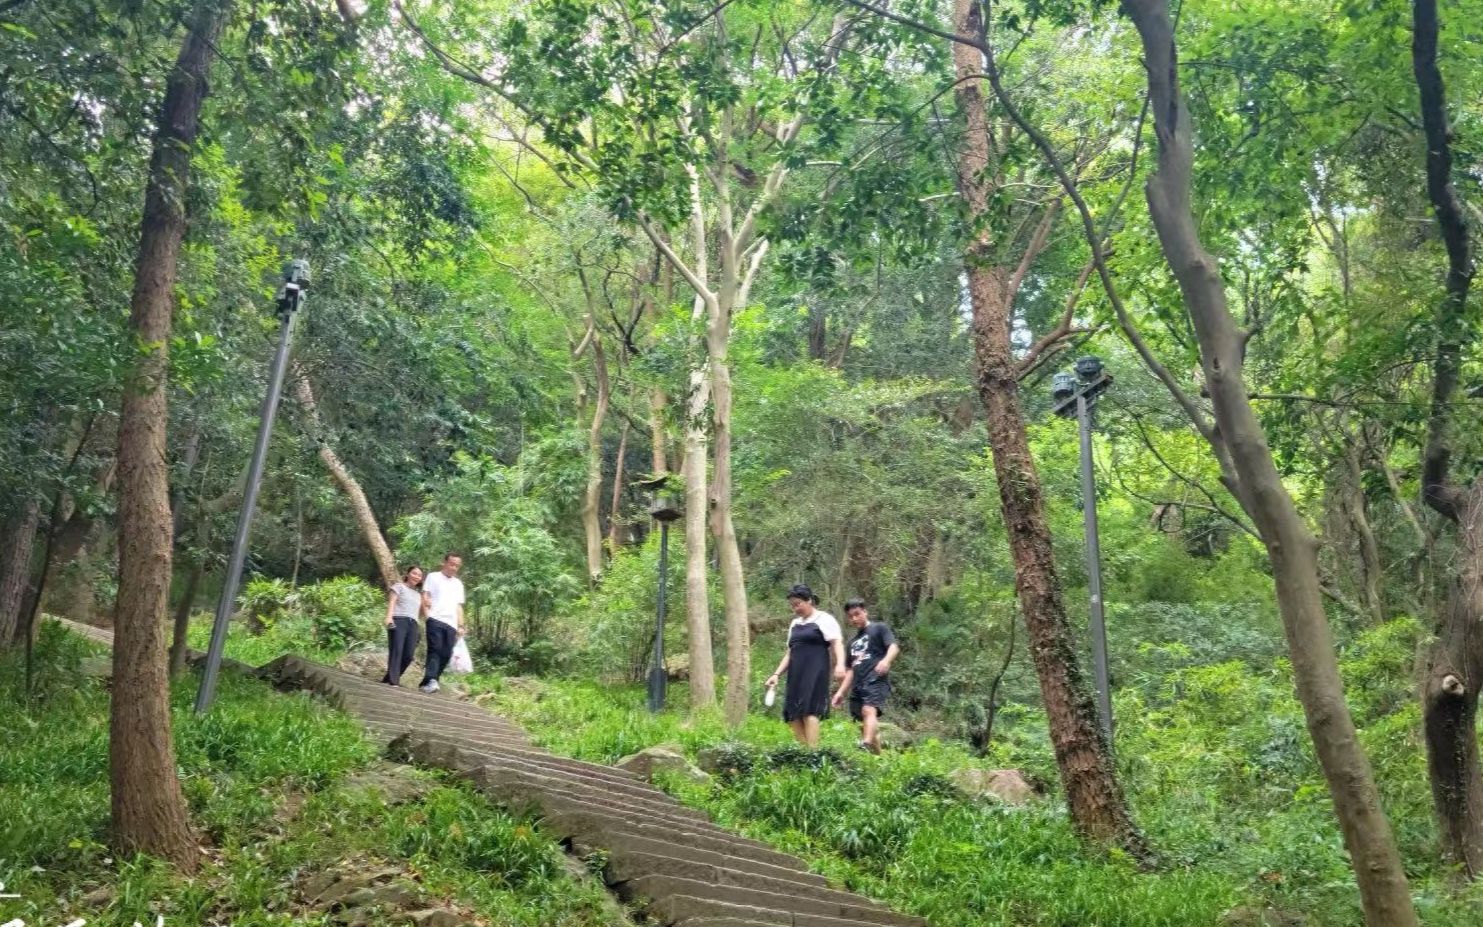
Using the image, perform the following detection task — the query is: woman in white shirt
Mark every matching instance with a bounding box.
[764,584,845,748]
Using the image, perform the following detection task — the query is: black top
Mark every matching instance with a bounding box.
[847,622,896,682]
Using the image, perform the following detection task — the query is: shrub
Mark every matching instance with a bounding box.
[299,575,383,649]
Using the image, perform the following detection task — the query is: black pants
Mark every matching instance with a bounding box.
[420,619,457,686]
[383,616,420,686]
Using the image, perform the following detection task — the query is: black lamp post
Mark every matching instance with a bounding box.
[639,474,682,713]
[1051,355,1115,742]
[195,259,309,714]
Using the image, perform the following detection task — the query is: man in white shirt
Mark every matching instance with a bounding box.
[417,552,465,693]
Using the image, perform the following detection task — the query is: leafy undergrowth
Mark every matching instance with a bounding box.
[468,620,1483,927]
[0,625,624,927]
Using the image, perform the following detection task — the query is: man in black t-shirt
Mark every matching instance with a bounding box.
[831,598,900,755]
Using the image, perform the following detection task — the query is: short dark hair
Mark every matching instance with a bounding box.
[443,552,461,562]
[843,598,867,612]
[786,583,817,604]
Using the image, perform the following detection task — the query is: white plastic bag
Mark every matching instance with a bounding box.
[449,638,474,674]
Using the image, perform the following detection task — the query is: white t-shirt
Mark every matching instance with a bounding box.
[423,570,465,627]
[790,609,842,643]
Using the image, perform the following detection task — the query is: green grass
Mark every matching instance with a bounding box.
[0,624,625,927]
[467,637,1483,927]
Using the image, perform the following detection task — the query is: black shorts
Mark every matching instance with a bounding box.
[848,674,890,720]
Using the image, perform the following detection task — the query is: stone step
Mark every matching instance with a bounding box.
[351,703,532,745]
[641,891,895,927]
[398,737,653,794]
[456,760,718,830]
[394,736,674,805]
[508,780,787,852]
[571,825,827,888]
[543,809,821,880]
[613,872,913,925]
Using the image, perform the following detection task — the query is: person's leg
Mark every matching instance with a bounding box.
[862,705,881,754]
[421,622,450,686]
[802,715,821,748]
[401,619,420,679]
[787,719,809,746]
[383,622,400,684]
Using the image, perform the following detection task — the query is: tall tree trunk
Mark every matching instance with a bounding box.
[293,367,398,589]
[1410,0,1483,877]
[682,381,718,710]
[582,335,610,582]
[1121,0,1416,918]
[0,498,40,645]
[111,0,229,871]
[951,0,1147,858]
[709,292,751,727]
[609,418,631,550]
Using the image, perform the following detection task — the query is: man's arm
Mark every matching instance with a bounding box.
[875,641,901,676]
[456,602,465,636]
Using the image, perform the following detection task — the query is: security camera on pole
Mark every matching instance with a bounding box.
[1051,355,1114,743]
[195,259,309,714]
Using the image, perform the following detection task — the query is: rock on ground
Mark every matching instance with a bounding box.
[614,744,711,784]
[947,768,1042,805]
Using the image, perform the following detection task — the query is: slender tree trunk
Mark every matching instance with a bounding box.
[1342,444,1385,626]
[0,498,40,645]
[951,0,1147,857]
[609,419,631,550]
[111,0,230,871]
[583,336,611,582]
[1121,0,1416,918]
[293,367,398,589]
[650,388,669,474]
[807,302,827,360]
[1410,0,1483,877]
[169,556,204,678]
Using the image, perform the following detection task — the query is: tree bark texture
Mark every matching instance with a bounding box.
[1122,0,1417,919]
[293,367,399,589]
[1423,484,1483,876]
[952,0,1148,859]
[0,498,40,645]
[111,0,230,871]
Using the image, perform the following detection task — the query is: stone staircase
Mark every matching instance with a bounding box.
[50,620,927,927]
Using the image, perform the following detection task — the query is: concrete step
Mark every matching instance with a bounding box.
[395,737,678,807]
[542,809,821,880]
[573,827,828,888]
[641,891,895,927]
[455,760,719,830]
[608,864,913,927]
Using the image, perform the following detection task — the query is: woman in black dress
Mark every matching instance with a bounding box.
[764,584,846,747]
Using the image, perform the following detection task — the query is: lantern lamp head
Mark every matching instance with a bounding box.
[1075,355,1105,382]
[1052,371,1078,403]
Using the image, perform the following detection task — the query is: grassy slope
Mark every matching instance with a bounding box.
[0,625,622,927]
[463,621,1483,927]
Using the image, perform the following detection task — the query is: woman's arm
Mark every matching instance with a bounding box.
[765,649,790,687]
[830,639,847,680]
[385,589,397,627]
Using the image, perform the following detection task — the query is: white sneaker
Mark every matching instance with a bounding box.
[420,680,440,694]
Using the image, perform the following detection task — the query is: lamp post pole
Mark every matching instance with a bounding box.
[1053,356,1114,743]
[195,260,309,714]
[640,474,682,713]
[650,517,671,713]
